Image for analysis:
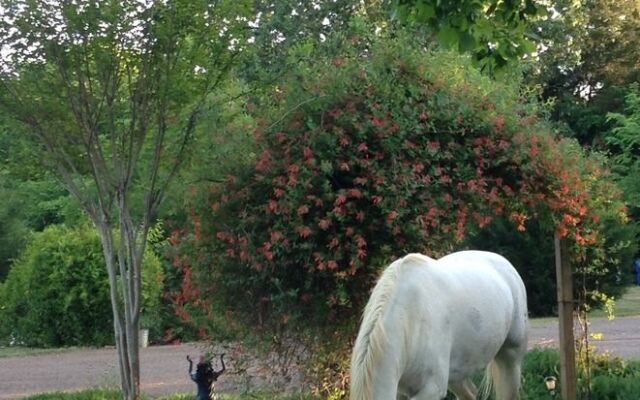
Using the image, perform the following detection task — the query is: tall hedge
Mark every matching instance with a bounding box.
[176,33,631,327]
[0,224,163,347]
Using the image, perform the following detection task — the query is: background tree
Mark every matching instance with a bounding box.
[529,0,640,145]
[392,0,544,73]
[0,121,83,279]
[0,1,251,398]
[241,0,359,81]
[607,87,640,219]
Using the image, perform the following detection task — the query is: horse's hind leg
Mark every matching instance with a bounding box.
[491,345,525,400]
[449,378,478,400]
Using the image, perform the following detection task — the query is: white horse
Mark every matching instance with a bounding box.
[350,251,528,400]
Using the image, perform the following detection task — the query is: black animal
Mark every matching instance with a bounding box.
[187,354,226,400]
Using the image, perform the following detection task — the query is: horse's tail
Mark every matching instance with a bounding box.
[480,361,496,400]
[349,259,404,400]
[481,357,522,400]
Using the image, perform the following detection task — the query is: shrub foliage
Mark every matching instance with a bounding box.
[175,34,630,327]
[0,224,163,347]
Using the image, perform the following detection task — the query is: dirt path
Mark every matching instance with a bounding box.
[1,316,639,399]
[0,342,273,400]
[528,315,640,359]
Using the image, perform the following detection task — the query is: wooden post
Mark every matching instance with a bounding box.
[554,237,577,400]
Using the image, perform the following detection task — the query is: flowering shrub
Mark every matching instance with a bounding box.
[175,34,630,326]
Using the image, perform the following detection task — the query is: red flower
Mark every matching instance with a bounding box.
[267,200,278,214]
[303,147,313,160]
[354,177,368,185]
[297,226,312,238]
[387,210,398,221]
[255,150,272,173]
[334,194,347,206]
[318,219,331,230]
[270,231,283,242]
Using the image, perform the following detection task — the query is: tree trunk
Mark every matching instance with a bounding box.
[94,216,142,400]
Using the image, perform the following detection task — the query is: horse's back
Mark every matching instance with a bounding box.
[399,251,525,314]
[396,251,528,381]
[434,250,528,338]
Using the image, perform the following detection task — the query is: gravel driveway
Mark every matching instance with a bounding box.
[1,316,639,399]
[528,315,640,359]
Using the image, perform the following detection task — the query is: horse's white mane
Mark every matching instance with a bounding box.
[350,253,434,400]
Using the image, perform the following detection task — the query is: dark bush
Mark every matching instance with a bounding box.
[0,224,163,347]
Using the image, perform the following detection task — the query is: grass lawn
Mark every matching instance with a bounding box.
[23,390,316,400]
[589,285,640,319]
[0,346,84,358]
[530,285,640,326]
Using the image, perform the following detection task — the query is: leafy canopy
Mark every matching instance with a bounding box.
[392,0,544,73]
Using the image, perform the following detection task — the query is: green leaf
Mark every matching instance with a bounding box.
[520,38,536,55]
[458,31,477,52]
[437,25,460,49]
[415,2,436,21]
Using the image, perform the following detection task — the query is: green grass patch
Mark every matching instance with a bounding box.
[24,390,317,400]
[24,389,120,400]
[0,346,83,358]
[530,285,640,326]
[590,285,640,319]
